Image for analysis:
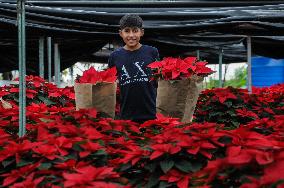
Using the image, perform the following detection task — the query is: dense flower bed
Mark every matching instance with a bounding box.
[194,84,284,129]
[1,76,75,108]
[0,76,284,187]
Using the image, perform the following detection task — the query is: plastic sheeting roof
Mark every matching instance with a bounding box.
[0,0,284,74]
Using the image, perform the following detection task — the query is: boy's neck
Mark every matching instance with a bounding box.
[123,43,142,51]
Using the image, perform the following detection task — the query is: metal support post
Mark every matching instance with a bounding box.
[196,50,200,60]
[39,37,44,78]
[247,36,252,93]
[218,49,223,88]
[17,0,26,137]
[54,43,61,86]
[47,37,52,82]
[69,66,74,84]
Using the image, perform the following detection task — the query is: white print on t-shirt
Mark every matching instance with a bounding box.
[134,62,147,77]
[121,65,131,80]
[120,61,149,86]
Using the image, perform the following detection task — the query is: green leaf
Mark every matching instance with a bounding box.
[159,181,169,188]
[106,130,125,136]
[17,159,32,167]
[39,118,54,123]
[270,179,284,188]
[72,140,87,151]
[38,96,56,105]
[72,144,83,151]
[160,160,174,174]
[218,136,232,144]
[97,139,105,146]
[58,97,67,106]
[38,162,52,170]
[144,162,157,173]
[146,173,160,188]
[189,162,203,172]
[119,163,132,172]
[175,160,192,173]
[2,158,15,168]
[209,112,223,118]
[227,110,236,116]
[175,160,202,173]
[231,121,240,128]
[134,184,144,188]
[224,101,233,107]
[94,149,106,155]
[63,153,77,160]
[62,116,75,122]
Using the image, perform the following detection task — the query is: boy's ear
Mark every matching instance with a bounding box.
[140,28,144,36]
[119,29,122,37]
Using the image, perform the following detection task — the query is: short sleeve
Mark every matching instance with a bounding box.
[153,47,160,61]
[108,53,115,68]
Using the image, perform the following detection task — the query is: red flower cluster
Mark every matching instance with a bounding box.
[76,67,117,84]
[194,84,284,129]
[0,76,284,187]
[148,56,214,80]
[0,75,75,110]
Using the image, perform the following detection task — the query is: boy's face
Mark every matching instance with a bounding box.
[119,27,144,50]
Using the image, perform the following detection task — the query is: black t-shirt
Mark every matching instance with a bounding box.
[108,45,159,122]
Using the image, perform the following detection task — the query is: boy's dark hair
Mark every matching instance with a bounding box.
[119,14,143,29]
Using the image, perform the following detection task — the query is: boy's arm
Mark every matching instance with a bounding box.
[151,48,160,88]
[154,47,160,61]
[108,53,115,68]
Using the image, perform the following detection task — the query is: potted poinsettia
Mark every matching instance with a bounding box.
[148,56,214,122]
[74,67,117,118]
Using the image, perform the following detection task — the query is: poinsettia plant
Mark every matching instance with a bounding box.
[0,75,75,108]
[148,56,214,80]
[194,84,284,129]
[76,66,117,84]
[0,75,284,188]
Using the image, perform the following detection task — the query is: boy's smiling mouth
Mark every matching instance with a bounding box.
[128,39,136,42]
[127,39,137,45]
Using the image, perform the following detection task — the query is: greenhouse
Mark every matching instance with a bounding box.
[0,0,284,187]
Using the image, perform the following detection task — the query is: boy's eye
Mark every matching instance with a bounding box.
[124,29,130,33]
[123,28,139,33]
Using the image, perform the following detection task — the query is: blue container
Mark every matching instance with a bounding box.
[252,56,284,87]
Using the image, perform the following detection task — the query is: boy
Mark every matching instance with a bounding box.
[108,14,159,123]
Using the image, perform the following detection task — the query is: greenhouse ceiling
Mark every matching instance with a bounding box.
[0,0,283,74]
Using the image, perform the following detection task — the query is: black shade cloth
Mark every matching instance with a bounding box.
[0,0,284,74]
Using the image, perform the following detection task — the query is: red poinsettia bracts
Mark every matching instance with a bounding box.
[0,140,41,163]
[194,85,284,128]
[0,75,283,187]
[148,56,214,80]
[1,162,41,187]
[62,166,119,187]
[76,67,117,84]
[160,169,191,188]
